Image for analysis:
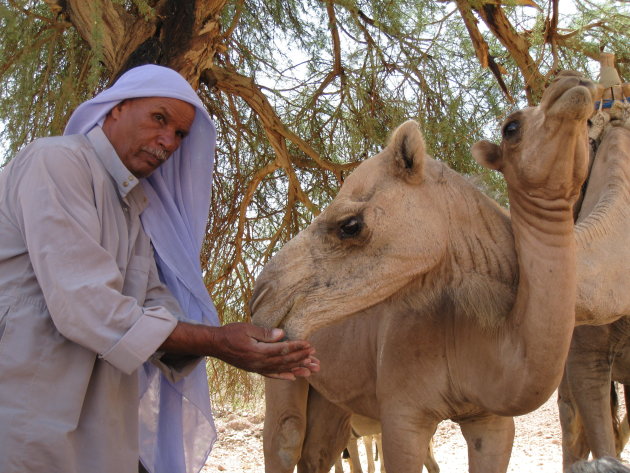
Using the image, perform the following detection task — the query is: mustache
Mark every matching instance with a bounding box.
[141,146,169,162]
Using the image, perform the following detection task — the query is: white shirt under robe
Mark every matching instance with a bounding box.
[0,126,197,473]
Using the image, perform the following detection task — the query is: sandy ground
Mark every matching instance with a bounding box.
[202,390,630,473]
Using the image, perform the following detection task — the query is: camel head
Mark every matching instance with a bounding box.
[472,71,595,208]
[250,120,507,339]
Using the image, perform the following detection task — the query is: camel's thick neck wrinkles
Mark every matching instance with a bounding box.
[475,190,577,415]
[469,75,594,414]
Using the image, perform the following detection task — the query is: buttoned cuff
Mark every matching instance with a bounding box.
[100,306,178,375]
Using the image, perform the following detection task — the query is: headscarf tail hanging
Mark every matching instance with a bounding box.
[65,64,219,473]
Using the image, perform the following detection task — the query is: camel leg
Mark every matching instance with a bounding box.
[297,387,352,473]
[263,377,309,473]
[346,436,363,473]
[459,414,514,473]
[380,412,436,473]
[374,434,385,473]
[370,432,439,473]
[614,385,630,455]
[424,437,440,473]
[558,370,590,471]
[616,412,630,456]
[363,435,375,473]
[566,325,616,459]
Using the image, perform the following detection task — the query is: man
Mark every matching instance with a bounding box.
[0,65,319,473]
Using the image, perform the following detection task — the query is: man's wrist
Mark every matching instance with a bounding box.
[160,321,220,358]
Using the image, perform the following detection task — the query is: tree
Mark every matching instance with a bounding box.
[1,0,628,401]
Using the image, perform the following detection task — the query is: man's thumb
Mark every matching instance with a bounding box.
[256,326,286,342]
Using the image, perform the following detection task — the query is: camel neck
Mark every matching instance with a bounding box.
[491,192,576,413]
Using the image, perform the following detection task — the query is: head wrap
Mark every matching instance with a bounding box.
[65,64,219,473]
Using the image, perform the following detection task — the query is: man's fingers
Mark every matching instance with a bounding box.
[305,356,320,371]
[261,339,314,357]
[264,362,319,380]
[265,347,316,368]
[257,354,320,377]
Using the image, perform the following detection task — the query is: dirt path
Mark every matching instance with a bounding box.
[202,390,630,472]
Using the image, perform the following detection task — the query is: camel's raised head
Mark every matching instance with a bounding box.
[251,120,453,339]
[472,71,595,207]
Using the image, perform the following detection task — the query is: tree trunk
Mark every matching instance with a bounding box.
[47,0,227,85]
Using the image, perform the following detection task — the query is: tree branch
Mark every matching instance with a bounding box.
[201,66,358,180]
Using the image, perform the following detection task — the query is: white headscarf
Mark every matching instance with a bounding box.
[65,64,219,473]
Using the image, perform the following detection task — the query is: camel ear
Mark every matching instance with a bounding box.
[389,120,426,184]
[472,140,503,171]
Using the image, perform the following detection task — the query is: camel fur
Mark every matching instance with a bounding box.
[252,72,595,473]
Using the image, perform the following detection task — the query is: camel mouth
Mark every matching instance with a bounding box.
[249,283,294,330]
[544,73,596,121]
[547,85,595,121]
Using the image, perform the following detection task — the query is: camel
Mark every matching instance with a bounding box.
[554,56,630,471]
[558,122,630,469]
[574,108,630,325]
[332,416,382,473]
[252,71,594,472]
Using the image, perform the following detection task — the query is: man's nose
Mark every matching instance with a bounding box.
[157,130,179,152]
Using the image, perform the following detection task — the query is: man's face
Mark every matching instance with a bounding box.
[102,97,196,178]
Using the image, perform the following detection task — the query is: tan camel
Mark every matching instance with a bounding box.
[253,72,594,472]
[574,112,630,324]
[555,55,630,471]
[332,416,382,473]
[558,123,630,470]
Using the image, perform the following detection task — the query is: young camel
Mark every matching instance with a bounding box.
[333,415,440,473]
[252,72,594,473]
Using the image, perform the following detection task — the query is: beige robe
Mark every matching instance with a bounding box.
[0,127,195,473]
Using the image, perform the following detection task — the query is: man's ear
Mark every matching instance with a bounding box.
[108,100,130,120]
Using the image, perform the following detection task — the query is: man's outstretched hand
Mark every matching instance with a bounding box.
[160,321,320,380]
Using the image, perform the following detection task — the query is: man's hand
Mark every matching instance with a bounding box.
[160,321,320,380]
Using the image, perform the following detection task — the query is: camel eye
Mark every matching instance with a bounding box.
[338,216,363,239]
[503,120,520,139]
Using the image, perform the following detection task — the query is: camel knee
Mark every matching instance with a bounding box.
[263,415,306,472]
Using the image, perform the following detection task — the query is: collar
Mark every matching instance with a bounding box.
[86,125,140,199]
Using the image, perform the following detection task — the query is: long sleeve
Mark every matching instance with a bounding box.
[11,139,178,374]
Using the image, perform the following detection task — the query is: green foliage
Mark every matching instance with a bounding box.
[0,1,106,165]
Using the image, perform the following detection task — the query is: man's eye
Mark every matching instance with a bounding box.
[154,114,165,122]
